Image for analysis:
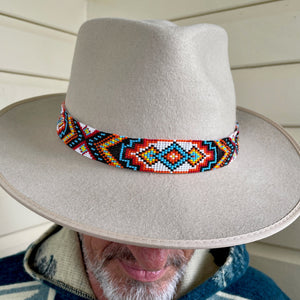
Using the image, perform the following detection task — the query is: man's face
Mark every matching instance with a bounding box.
[80,234,194,300]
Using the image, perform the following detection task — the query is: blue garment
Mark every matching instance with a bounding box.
[0,229,289,299]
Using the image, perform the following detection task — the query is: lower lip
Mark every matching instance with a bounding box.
[119,260,167,282]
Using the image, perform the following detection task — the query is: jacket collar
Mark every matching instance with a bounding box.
[23,225,249,299]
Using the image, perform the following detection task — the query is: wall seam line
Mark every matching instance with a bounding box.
[0,11,77,36]
[0,69,69,82]
[169,0,284,22]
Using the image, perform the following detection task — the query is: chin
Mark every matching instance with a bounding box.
[97,261,186,300]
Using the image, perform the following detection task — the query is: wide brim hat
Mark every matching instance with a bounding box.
[1,18,299,249]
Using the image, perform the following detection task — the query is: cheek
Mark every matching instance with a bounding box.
[183,249,195,261]
[83,235,111,259]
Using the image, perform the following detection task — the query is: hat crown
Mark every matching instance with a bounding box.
[66,18,236,140]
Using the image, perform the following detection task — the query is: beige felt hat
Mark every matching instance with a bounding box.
[1,18,299,249]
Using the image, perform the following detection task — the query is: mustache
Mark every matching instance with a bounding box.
[98,243,187,269]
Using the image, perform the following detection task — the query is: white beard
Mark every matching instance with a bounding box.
[91,264,185,300]
[81,241,187,300]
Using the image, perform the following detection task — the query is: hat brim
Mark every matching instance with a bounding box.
[1,94,299,249]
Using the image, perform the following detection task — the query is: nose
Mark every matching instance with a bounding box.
[126,245,171,271]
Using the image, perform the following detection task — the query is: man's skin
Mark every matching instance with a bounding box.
[81,234,195,300]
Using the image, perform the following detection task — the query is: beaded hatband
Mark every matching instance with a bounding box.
[57,103,239,174]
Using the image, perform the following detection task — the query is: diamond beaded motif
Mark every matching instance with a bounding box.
[57,103,239,173]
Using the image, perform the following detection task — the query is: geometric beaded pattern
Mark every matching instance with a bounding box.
[57,103,239,174]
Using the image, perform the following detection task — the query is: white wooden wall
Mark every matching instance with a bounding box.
[1,0,299,298]
[0,0,85,252]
